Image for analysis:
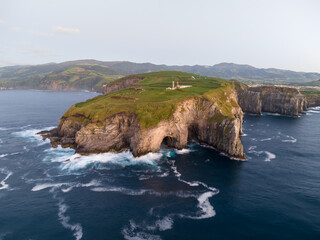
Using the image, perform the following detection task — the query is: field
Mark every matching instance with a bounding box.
[64,71,240,129]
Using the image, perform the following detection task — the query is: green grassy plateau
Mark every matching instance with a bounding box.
[63,71,240,129]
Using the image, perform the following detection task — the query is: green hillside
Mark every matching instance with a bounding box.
[300,88,320,107]
[0,63,123,91]
[1,60,320,90]
[63,71,239,129]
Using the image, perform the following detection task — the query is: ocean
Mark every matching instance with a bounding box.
[0,90,319,240]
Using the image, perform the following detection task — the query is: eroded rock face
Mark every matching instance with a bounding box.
[104,77,143,94]
[238,86,307,116]
[41,93,245,159]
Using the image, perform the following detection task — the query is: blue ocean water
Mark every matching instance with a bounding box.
[0,90,319,240]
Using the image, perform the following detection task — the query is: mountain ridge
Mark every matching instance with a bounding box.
[1,60,320,91]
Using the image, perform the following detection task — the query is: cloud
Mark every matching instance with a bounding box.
[20,47,61,57]
[0,19,4,25]
[12,26,21,31]
[54,26,80,34]
[0,59,26,67]
[0,46,8,54]
[31,30,51,37]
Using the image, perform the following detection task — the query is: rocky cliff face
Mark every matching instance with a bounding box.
[104,76,144,94]
[238,86,307,116]
[40,91,246,160]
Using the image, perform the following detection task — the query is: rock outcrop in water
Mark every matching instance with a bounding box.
[39,72,308,160]
[40,96,245,159]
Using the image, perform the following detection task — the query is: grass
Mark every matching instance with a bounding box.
[300,88,320,105]
[63,71,240,129]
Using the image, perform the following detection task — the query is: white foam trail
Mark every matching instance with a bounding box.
[32,180,101,192]
[0,152,22,159]
[32,183,69,191]
[91,187,160,196]
[260,138,272,141]
[177,191,216,220]
[56,196,83,240]
[170,160,218,193]
[0,169,12,190]
[281,135,297,143]
[242,133,248,136]
[264,151,276,162]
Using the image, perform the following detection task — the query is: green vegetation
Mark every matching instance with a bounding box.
[1,60,320,89]
[0,63,123,91]
[300,88,320,106]
[63,71,240,129]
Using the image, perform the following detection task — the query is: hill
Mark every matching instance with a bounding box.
[1,60,320,91]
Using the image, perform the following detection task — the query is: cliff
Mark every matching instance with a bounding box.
[238,86,307,116]
[39,72,308,160]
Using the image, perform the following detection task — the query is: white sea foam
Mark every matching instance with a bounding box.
[309,106,320,111]
[308,110,320,113]
[56,196,83,240]
[46,150,162,173]
[146,216,174,231]
[264,151,276,162]
[170,160,218,193]
[193,191,216,219]
[174,148,193,154]
[248,146,276,162]
[178,191,216,220]
[0,169,12,190]
[32,180,101,192]
[281,135,297,143]
[260,138,272,141]
[90,186,161,196]
[122,220,161,240]
[13,127,54,145]
[0,154,8,159]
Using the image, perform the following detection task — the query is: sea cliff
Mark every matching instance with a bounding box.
[40,72,307,160]
[238,86,307,116]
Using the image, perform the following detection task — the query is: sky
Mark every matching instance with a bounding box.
[0,0,320,72]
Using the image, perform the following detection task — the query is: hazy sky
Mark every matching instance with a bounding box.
[1,0,319,72]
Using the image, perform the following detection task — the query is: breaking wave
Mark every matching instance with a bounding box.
[13,127,54,145]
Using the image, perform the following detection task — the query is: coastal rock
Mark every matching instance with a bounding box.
[42,94,245,159]
[238,86,307,116]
